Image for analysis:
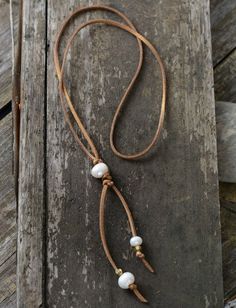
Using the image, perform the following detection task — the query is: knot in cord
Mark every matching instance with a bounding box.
[102,172,114,187]
[93,158,102,165]
[129,283,137,290]
[54,4,166,303]
[136,251,145,259]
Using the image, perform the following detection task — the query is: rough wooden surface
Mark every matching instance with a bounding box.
[225,299,236,308]
[216,102,236,183]
[0,114,16,307]
[17,0,46,307]
[220,184,236,307]
[0,1,17,306]
[210,0,236,66]
[221,200,236,302]
[0,0,13,108]
[214,50,236,104]
[211,0,236,111]
[17,0,224,307]
[212,0,236,303]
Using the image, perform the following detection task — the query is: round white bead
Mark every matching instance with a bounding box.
[91,163,109,178]
[118,272,135,289]
[130,236,143,247]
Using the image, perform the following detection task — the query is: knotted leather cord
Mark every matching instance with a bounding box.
[54,5,166,303]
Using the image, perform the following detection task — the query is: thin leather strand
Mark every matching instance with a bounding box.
[54,5,143,162]
[99,184,118,271]
[54,5,166,303]
[129,284,148,303]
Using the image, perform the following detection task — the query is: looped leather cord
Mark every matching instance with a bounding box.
[54,5,166,303]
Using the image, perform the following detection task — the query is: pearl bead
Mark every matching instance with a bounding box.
[118,272,135,289]
[91,162,109,178]
[130,236,143,247]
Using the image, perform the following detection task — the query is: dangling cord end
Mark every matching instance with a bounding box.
[135,247,155,273]
[116,269,148,303]
[129,283,148,303]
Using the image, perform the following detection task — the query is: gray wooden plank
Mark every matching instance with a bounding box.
[0,0,18,109]
[46,1,223,307]
[216,101,236,183]
[214,49,236,104]
[17,0,46,307]
[0,114,16,306]
[221,200,236,302]
[225,299,236,308]
[0,292,16,308]
[0,0,12,108]
[0,253,16,307]
[210,0,236,66]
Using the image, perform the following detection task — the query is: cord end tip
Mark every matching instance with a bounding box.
[136,251,155,273]
[129,283,148,303]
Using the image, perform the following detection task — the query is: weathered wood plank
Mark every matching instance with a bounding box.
[0,0,12,108]
[225,299,236,308]
[0,253,16,307]
[214,49,236,104]
[45,0,223,307]
[216,101,236,183]
[0,292,16,308]
[17,0,46,307]
[220,184,236,305]
[221,200,236,302]
[0,0,18,109]
[210,0,236,66]
[0,114,16,306]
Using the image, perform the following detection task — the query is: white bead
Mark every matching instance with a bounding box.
[118,272,135,289]
[130,236,143,247]
[91,163,109,178]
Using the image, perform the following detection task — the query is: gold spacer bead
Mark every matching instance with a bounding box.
[134,245,142,252]
[115,268,123,276]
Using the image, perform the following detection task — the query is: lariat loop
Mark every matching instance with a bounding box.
[54,4,167,304]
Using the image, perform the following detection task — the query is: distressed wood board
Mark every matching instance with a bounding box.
[210,0,236,66]
[18,0,223,307]
[0,0,18,109]
[0,0,12,108]
[0,1,18,307]
[220,184,236,306]
[225,299,236,308]
[0,114,16,306]
[16,0,45,307]
[216,102,236,183]
[214,49,236,104]
[221,200,236,302]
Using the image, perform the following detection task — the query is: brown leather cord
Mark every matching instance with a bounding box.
[54,5,144,162]
[54,5,166,303]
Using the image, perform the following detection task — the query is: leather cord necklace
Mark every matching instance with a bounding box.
[54,5,166,303]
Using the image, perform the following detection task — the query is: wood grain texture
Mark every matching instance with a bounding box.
[210,0,236,66]
[214,49,236,104]
[17,0,46,307]
[45,0,223,307]
[225,299,236,308]
[0,0,12,108]
[216,102,236,183]
[220,185,236,306]
[0,114,16,306]
[0,0,18,109]
[0,292,16,308]
[221,200,236,302]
